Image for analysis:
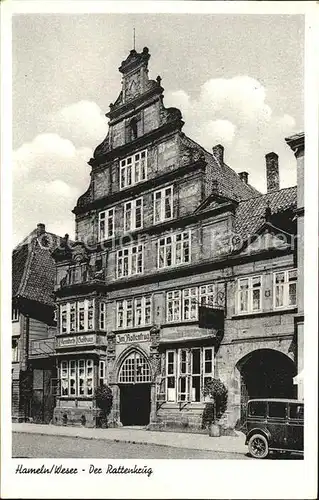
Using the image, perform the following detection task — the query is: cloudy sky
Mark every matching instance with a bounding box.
[12,13,304,245]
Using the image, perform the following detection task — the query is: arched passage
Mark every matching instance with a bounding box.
[117,349,151,426]
[236,349,297,421]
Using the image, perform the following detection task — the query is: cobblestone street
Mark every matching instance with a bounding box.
[13,433,250,460]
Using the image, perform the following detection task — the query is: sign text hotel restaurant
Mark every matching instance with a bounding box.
[57,331,150,348]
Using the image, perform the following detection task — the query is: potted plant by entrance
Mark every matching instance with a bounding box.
[202,378,228,437]
[95,384,113,428]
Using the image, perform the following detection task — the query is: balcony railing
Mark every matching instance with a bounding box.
[58,263,106,289]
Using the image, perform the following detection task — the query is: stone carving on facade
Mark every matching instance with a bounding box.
[106,331,116,363]
[149,325,161,381]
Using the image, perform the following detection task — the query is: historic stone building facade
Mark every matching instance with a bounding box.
[52,47,300,430]
[286,132,304,400]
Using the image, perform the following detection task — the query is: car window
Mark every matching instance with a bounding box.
[248,401,267,417]
[289,403,304,420]
[268,402,287,418]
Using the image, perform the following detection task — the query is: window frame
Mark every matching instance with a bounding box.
[237,275,262,314]
[12,307,19,322]
[116,296,153,329]
[59,300,95,334]
[119,150,147,190]
[98,207,115,241]
[164,347,214,403]
[166,290,182,323]
[116,244,144,279]
[153,186,173,224]
[99,360,107,386]
[273,269,298,310]
[157,230,191,269]
[166,284,219,324]
[99,302,107,331]
[124,197,143,232]
[60,359,95,398]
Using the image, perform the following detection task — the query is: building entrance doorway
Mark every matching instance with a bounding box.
[120,384,151,426]
[118,350,151,426]
[237,348,297,422]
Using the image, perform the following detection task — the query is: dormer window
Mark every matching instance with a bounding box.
[120,150,147,190]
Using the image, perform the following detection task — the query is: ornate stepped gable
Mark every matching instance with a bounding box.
[74,47,261,215]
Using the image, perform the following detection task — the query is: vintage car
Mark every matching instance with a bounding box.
[244,398,304,459]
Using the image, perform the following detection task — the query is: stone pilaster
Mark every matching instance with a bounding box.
[149,325,161,425]
[105,331,121,426]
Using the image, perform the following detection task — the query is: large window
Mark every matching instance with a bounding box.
[154,186,173,223]
[60,300,95,334]
[120,150,147,189]
[60,359,94,397]
[237,276,262,314]
[98,208,114,241]
[99,360,107,386]
[165,347,214,402]
[274,269,297,309]
[117,244,144,278]
[166,284,220,323]
[118,351,151,383]
[116,296,152,329]
[158,231,191,268]
[124,198,143,232]
[99,302,107,331]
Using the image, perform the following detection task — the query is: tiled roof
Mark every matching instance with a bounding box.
[184,136,260,200]
[234,186,297,240]
[12,232,61,307]
[203,151,260,200]
[12,244,29,298]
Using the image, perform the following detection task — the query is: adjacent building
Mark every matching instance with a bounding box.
[12,224,59,423]
[51,47,301,430]
[286,132,305,400]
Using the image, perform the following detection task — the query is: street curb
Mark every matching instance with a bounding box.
[12,430,246,455]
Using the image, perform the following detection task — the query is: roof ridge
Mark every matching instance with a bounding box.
[238,185,297,203]
[17,241,34,298]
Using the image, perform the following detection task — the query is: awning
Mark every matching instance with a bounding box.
[293,370,304,383]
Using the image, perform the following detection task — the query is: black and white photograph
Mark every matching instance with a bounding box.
[1,1,318,499]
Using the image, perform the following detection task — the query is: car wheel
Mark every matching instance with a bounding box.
[248,433,269,459]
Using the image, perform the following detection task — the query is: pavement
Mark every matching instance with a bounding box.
[12,423,247,454]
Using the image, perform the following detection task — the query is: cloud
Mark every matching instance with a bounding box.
[13,100,110,246]
[197,119,236,147]
[48,100,108,149]
[13,83,299,246]
[165,75,298,191]
[13,132,92,246]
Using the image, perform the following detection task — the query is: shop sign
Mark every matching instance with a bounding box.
[58,337,76,347]
[77,334,95,345]
[116,331,150,344]
[57,334,96,348]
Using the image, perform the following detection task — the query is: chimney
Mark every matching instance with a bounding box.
[212,144,224,164]
[37,223,46,236]
[266,152,279,192]
[238,171,249,184]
